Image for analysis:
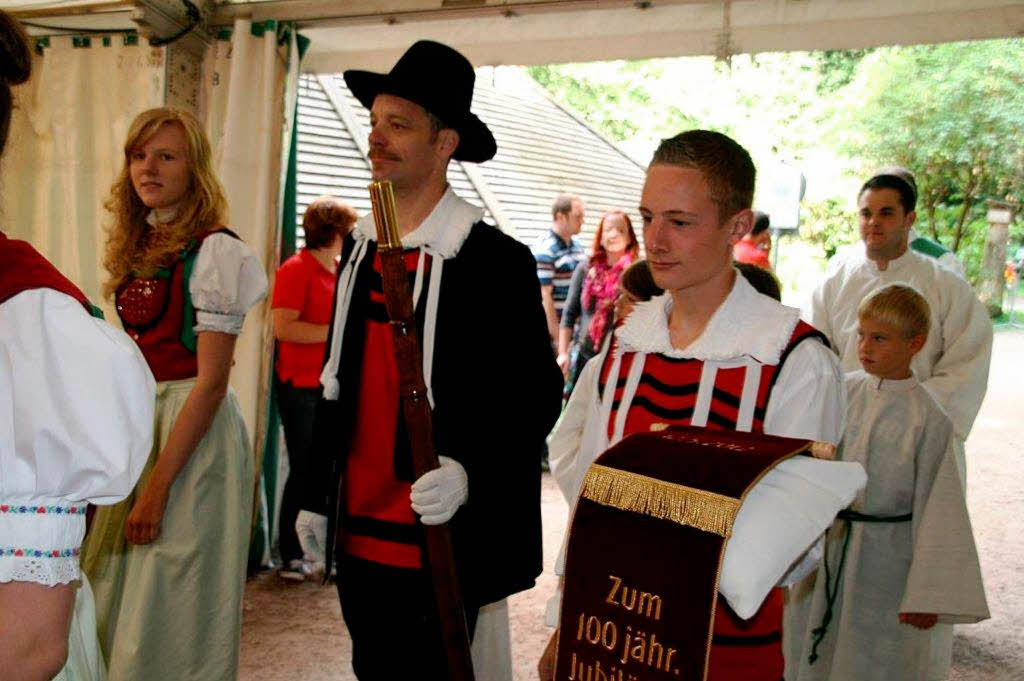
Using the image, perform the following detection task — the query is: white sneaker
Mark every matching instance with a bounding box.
[278,559,308,582]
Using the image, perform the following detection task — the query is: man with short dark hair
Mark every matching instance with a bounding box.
[309,40,562,680]
[733,210,772,269]
[806,168,992,446]
[832,168,966,276]
[535,194,587,344]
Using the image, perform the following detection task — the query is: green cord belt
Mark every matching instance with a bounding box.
[807,508,913,664]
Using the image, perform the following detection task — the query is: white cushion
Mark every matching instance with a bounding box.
[718,457,867,619]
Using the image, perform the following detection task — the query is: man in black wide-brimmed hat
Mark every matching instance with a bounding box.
[306,40,563,679]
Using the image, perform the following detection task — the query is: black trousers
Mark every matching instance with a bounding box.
[274,378,320,563]
[337,555,478,680]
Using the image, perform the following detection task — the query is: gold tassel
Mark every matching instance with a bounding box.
[580,464,741,538]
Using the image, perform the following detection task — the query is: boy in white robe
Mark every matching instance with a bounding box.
[792,283,989,681]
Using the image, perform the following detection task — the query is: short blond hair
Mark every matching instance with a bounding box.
[857,284,930,339]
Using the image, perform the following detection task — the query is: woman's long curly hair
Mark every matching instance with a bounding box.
[102,107,227,297]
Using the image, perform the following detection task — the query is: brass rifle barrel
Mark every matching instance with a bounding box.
[369,180,402,250]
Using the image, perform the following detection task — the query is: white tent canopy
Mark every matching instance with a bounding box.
[9,0,1024,72]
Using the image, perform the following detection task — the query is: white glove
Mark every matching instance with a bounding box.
[295,510,328,567]
[410,456,468,526]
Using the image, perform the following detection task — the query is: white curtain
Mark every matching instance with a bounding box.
[201,20,292,531]
[1,38,164,315]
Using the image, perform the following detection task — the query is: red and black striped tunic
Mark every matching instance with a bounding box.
[597,319,826,681]
[343,249,432,570]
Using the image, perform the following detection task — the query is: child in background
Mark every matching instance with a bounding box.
[612,258,663,323]
[791,283,989,681]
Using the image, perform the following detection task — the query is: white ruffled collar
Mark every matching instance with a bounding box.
[145,205,180,227]
[352,186,483,258]
[615,273,800,364]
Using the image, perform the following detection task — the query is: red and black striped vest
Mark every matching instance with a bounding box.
[597,319,826,681]
[343,249,433,570]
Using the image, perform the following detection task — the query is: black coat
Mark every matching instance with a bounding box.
[311,220,563,609]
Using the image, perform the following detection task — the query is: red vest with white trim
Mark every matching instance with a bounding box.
[114,230,236,381]
[597,319,827,681]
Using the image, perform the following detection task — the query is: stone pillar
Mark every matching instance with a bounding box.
[979,200,1014,317]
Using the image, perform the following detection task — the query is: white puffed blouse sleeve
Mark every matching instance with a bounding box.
[189,232,268,335]
[0,289,156,586]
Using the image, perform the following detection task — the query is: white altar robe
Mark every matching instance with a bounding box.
[788,371,989,681]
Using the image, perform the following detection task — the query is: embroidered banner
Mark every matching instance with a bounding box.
[555,426,809,681]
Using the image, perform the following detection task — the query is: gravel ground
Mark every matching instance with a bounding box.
[240,328,1024,681]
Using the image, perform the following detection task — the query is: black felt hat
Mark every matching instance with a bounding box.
[343,40,497,163]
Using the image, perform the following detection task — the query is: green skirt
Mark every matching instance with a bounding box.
[82,379,255,681]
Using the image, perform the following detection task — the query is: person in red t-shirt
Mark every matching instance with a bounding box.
[272,196,357,579]
[733,210,773,270]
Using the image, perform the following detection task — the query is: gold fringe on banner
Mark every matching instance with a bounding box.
[580,464,741,538]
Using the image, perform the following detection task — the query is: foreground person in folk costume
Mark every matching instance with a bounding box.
[0,232,153,681]
[792,284,988,681]
[307,41,562,680]
[806,168,992,465]
[0,13,155,680]
[542,130,846,681]
[81,108,267,681]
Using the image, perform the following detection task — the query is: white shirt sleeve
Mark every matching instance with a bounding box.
[189,233,268,335]
[764,337,846,444]
[803,272,838,350]
[762,338,846,588]
[0,289,156,585]
[921,273,993,440]
[548,354,602,504]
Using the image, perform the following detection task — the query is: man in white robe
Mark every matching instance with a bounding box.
[805,170,992,446]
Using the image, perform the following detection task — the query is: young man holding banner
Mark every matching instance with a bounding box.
[544,130,847,680]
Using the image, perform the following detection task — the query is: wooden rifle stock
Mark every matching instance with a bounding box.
[368,180,476,681]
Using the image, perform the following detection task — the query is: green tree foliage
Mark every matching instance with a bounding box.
[527,61,700,143]
[527,42,1024,279]
[813,49,870,94]
[801,197,857,260]
[527,53,823,161]
[833,40,1024,278]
